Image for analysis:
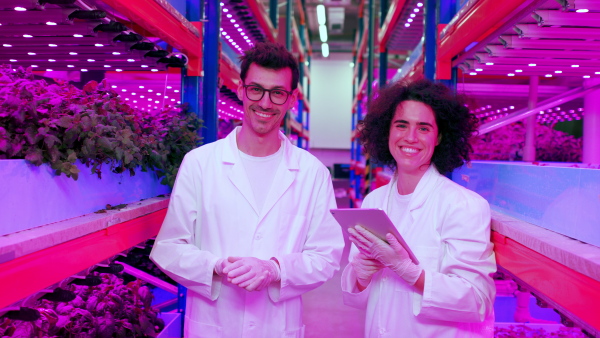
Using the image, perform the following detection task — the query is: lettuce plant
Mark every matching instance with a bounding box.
[0,65,202,187]
[471,122,582,162]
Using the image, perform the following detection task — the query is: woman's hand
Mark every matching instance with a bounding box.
[351,252,385,290]
[348,225,422,286]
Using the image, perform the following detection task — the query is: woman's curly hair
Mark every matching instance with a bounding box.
[358,79,479,175]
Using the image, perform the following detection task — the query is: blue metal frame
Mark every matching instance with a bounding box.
[423,0,437,81]
[438,0,458,89]
[270,0,278,29]
[202,0,220,144]
[379,0,388,88]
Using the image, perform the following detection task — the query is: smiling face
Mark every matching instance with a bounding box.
[237,63,297,138]
[388,100,440,178]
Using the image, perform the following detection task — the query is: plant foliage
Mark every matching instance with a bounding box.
[0,65,202,187]
[470,122,581,162]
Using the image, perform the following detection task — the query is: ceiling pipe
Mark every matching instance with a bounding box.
[478,81,600,135]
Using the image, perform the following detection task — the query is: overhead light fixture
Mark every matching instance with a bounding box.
[319,25,328,42]
[475,68,483,71]
[485,62,494,65]
[46,21,57,25]
[73,34,83,38]
[317,5,326,25]
[14,7,26,11]
[2,44,11,47]
[576,9,589,12]
[48,44,57,47]
[81,69,88,72]
[469,72,477,75]
[27,52,36,55]
[127,59,135,62]
[528,63,536,66]
[67,65,74,68]
[23,34,33,38]
[555,70,562,73]
[545,74,552,77]
[583,75,590,78]
[322,42,329,57]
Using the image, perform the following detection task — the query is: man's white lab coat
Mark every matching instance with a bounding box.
[150,127,344,338]
[342,165,496,337]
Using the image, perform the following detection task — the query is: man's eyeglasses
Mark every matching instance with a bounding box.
[243,84,292,105]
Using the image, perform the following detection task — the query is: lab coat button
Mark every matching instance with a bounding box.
[255,234,262,240]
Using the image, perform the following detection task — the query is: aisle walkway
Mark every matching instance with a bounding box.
[302,242,365,337]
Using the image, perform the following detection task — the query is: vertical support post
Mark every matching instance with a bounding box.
[283,0,293,136]
[367,0,375,100]
[423,0,437,81]
[297,59,304,149]
[307,55,311,102]
[437,0,457,89]
[583,78,600,164]
[364,0,375,195]
[202,0,220,144]
[286,0,292,50]
[523,76,538,162]
[270,0,278,29]
[379,0,388,88]
[353,10,365,202]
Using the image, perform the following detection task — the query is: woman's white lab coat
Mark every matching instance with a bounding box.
[150,127,344,338]
[342,165,496,337]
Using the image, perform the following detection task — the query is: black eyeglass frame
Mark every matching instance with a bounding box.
[242,84,293,105]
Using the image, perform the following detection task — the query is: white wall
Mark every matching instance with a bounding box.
[309,53,353,149]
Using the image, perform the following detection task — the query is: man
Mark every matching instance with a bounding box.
[150,42,343,338]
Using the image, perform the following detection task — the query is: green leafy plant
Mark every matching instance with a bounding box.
[470,122,581,162]
[0,64,202,187]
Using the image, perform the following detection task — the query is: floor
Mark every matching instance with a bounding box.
[302,238,365,338]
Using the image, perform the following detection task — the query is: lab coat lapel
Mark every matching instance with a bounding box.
[259,132,298,220]
[408,165,442,215]
[222,127,260,215]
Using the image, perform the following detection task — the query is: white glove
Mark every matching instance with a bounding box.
[349,225,422,285]
[222,257,281,292]
[213,258,231,276]
[351,252,385,289]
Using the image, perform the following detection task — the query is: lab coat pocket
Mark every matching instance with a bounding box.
[283,325,305,338]
[185,318,223,338]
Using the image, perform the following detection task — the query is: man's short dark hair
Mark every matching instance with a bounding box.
[358,79,479,174]
[239,42,300,91]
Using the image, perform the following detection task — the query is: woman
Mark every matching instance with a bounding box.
[342,79,496,337]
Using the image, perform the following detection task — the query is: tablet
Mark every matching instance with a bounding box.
[330,208,419,265]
